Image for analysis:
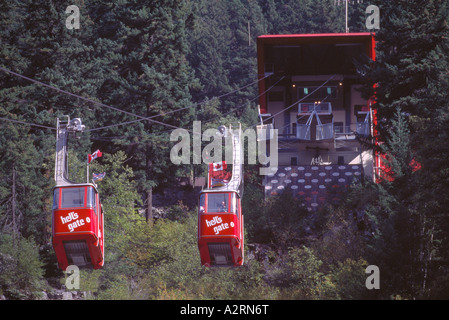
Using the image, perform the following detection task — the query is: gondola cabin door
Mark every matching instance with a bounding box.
[52,184,104,270]
[198,191,244,267]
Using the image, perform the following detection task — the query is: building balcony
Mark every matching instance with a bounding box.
[334,122,370,141]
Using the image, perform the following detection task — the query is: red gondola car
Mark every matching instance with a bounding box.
[52,183,104,270]
[198,190,244,267]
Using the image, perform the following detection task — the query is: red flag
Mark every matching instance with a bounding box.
[212,161,227,171]
[208,161,231,188]
[88,149,102,163]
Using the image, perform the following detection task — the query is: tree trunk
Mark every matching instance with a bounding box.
[11,163,17,238]
[146,187,153,225]
[145,115,154,225]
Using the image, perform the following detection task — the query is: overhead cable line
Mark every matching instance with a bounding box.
[0,66,271,134]
[0,116,56,130]
[86,73,272,133]
[0,66,184,132]
[91,76,281,141]
[91,73,278,136]
[251,75,286,104]
[188,75,285,126]
[250,74,337,128]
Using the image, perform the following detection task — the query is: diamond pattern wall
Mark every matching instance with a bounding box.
[264,164,362,211]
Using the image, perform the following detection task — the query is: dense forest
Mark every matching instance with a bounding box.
[0,0,448,301]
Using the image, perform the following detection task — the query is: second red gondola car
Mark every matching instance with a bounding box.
[198,190,244,267]
[52,183,104,270]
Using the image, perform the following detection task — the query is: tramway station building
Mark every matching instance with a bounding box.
[256,33,378,210]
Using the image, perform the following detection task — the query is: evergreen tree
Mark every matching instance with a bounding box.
[0,233,45,299]
[0,1,54,242]
[359,0,449,298]
[0,122,48,241]
[89,0,196,223]
[259,0,344,34]
[0,0,114,242]
[367,110,424,298]
[188,0,265,115]
[187,0,233,102]
[365,0,449,140]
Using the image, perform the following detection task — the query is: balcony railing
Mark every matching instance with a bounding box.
[334,123,370,140]
[316,122,334,140]
[297,124,311,140]
[356,122,370,136]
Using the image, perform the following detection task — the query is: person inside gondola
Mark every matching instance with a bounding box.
[219,200,227,212]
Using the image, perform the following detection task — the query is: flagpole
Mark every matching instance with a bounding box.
[87,155,89,183]
[345,0,348,33]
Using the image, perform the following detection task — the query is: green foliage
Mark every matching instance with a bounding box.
[96,274,132,300]
[329,258,369,300]
[77,269,102,298]
[264,246,369,300]
[139,214,276,300]
[283,246,332,299]
[244,185,312,246]
[93,0,196,192]
[0,122,49,242]
[379,108,414,181]
[0,234,45,299]
[90,151,146,275]
[367,0,449,135]
[351,0,449,299]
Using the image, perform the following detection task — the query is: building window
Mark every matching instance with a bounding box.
[298,86,337,100]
